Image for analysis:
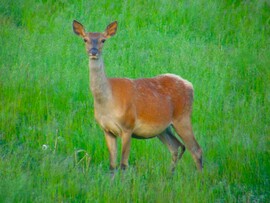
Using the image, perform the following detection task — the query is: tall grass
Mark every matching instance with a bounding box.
[0,0,269,202]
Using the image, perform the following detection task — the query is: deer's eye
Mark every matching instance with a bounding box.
[83,38,88,42]
[101,39,106,43]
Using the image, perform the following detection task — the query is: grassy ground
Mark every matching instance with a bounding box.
[0,0,269,202]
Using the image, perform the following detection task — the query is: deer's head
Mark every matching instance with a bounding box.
[73,20,118,60]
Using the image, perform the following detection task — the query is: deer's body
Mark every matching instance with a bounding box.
[73,20,203,172]
[95,74,193,138]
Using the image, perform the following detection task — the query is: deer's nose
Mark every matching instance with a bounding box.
[90,48,98,56]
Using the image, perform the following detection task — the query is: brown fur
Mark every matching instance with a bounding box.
[73,20,203,172]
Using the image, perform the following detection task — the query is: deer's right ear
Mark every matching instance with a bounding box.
[73,20,86,37]
[104,21,118,38]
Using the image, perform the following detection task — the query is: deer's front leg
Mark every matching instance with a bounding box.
[104,131,117,172]
[121,131,132,170]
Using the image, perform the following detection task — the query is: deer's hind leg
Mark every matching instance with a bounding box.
[173,116,203,171]
[157,127,185,172]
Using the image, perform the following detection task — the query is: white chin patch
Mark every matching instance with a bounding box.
[90,55,98,59]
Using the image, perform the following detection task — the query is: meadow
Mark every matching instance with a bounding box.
[0,0,269,202]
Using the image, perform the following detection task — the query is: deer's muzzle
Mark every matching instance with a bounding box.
[89,48,98,57]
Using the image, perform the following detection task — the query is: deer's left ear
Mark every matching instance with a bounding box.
[104,21,118,38]
[73,20,86,38]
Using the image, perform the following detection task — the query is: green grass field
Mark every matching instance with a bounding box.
[0,0,269,202]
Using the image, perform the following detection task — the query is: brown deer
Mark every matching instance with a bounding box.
[72,20,203,173]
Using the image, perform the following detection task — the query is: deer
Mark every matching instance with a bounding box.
[72,20,203,173]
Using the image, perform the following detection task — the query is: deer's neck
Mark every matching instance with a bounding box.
[89,57,112,104]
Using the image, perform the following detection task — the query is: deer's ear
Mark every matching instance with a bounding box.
[104,21,118,38]
[73,20,86,37]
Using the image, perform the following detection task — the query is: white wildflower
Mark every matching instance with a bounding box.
[42,144,49,150]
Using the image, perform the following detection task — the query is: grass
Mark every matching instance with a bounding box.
[0,0,269,202]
